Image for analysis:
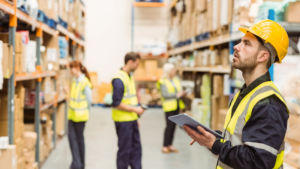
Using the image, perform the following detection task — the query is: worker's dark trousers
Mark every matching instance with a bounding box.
[115,120,142,169]
[68,120,86,169]
[163,108,179,147]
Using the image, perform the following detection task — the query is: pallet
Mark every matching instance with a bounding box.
[210,25,229,38]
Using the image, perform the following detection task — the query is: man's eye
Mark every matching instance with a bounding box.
[245,42,248,46]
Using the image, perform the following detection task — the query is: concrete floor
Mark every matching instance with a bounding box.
[41,107,217,169]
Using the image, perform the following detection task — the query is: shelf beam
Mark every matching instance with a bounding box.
[133,2,165,7]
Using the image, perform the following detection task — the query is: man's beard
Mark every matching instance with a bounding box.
[233,51,257,73]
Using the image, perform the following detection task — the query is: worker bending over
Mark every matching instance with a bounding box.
[111,52,145,169]
[184,20,289,169]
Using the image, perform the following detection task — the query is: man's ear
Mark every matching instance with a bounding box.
[258,51,270,63]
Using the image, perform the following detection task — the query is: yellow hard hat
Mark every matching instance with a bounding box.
[239,19,289,63]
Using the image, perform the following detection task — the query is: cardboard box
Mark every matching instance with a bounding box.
[2,43,14,78]
[0,120,8,136]
[15,138,24,158]
[16,83,25,109]
[213,75,224,96]
[89,72,98,88]
[23,132,37,150]
[0,136,9,149]
[15,53,22,74]
[211,95,220,130]
[221,48,229,66]
[56,103,65,136]
[17,157,25,169]
[0,95,9,120]
[285,1,300,23]
[24,149,35,163]
[0,145,17,169]
[0,33,22,53]
[218,109,228,131]
[24,124,35,132]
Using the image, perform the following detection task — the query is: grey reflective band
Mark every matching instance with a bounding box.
[123,94,136,99]
[70,98,88,102]
[69,107,88,111]
[244,142,278,156]
[218,161,233,169]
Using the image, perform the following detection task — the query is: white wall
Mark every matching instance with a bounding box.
[85,0,170,83]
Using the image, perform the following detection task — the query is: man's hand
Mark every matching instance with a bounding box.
[183,125,216,149]
[133,107,145,116]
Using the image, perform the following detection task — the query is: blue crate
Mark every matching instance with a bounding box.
[48,19,57,30]
[195,32,210,42]
[58,36,68,48]
[58,17,68,29]
[59,48,67,58]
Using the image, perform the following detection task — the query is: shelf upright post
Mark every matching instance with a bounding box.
[268,9,275,81]
[229,24,235,97]
[8,0,17,145]
[72,40,76,60]
[52,76,57,148]
[35,26,43,164]
[131,4,134,51]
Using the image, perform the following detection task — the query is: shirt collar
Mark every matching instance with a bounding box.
[240,71,271,96]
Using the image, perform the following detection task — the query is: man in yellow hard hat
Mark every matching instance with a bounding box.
[183,19,289,169]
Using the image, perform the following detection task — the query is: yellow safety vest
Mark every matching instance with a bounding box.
[112,70,138,122]
[68,76,92,122]
[217,81,289,169]
[157,77,185,112]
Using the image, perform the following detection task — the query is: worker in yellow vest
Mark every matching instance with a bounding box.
[68,61,92,169]
[183,20,289,169]
[157,63,186,153]
[111,52,144,169]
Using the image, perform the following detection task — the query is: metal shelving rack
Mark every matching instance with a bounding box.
[0,0,86,166]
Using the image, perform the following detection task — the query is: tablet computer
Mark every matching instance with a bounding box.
[168,113,223,139]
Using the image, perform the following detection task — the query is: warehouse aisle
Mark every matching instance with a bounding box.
[41,107,217,169]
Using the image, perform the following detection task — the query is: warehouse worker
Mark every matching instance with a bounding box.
[157,63,185,153]
[68,61,92,169]
[112,52,144,169]
[183,19,289,169]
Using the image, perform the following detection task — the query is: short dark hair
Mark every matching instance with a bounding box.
[254,35,273,69]
[124,52,141,64]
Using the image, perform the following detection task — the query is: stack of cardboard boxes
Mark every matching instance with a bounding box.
[134,60,163,80]
[194,48,230,68]
[41,77,56,104]
[23,132,38,169]
[211,75,229,130]
[56,103,66,137]
[40,112,54,163]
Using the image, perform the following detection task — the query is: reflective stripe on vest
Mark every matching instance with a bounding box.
[157,77,185,112]
[68,76,92,122]
[217,81,288,169]
[112,70,138,122]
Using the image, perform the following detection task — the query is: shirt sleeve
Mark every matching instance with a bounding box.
[211,95,288,169]
[84,85,92,109]
[112,79,124,107]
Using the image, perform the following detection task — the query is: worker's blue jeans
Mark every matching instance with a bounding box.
[115,120,142,169]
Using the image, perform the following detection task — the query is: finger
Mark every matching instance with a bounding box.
[190,139,195,145]
[197,126,210,137]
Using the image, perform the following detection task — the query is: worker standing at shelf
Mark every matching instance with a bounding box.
[67,61,92,169]
[111,52,144,169]
[183,19,289,169]
[157,63,186,154]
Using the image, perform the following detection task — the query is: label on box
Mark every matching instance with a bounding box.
[0,137,9,149]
